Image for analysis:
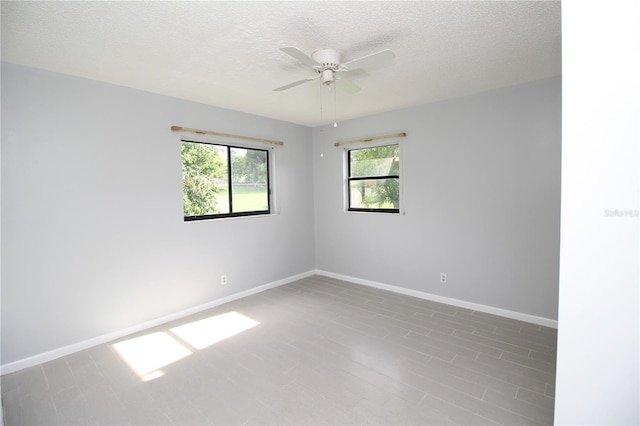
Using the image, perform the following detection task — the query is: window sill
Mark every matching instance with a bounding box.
[343,210,403,216]
[184,212,280,223]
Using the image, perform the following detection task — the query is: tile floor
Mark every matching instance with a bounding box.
[1,275,557,425]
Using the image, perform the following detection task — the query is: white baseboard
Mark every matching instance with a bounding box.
[0,270,315,376]
[314,270,558,329]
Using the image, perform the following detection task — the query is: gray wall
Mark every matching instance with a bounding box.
[1,63,561,367]
[1,63,315,365]
[313,77,561,320]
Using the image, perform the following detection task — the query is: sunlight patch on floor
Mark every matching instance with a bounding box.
[112,311,260,381]
[171,311,260,350]
[112,332,191,381]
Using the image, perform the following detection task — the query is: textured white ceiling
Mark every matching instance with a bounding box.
[1,1,561,127]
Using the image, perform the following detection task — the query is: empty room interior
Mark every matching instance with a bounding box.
[1,1,638,425]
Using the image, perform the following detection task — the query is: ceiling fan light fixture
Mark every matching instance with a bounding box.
[321,69,335,85]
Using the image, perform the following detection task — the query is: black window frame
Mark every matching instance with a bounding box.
[181,139,271,221]
[347,143,400,214]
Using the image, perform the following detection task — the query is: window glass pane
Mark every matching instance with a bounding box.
[350,145,399,178]
[349,178,399,209]
[182,141,271,220]
[230,147,269,213]
[181,142,229,216]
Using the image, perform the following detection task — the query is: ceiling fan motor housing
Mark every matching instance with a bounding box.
[311,49,341,70]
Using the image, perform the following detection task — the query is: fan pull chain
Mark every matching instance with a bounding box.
[333,83,338,127]
[319,80,324,124]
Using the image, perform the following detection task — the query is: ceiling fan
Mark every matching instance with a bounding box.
[274,46,395,93]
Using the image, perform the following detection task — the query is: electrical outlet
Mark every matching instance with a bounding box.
[221,275,227,286]
[440,273,447,284]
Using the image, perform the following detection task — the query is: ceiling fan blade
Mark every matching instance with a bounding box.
[336,77,361,94]
[280,46,319,67]
[342,49,395,71]
[273,76,318,92]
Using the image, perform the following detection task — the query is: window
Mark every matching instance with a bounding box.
[181,140,270,220]
[347,144,400,213]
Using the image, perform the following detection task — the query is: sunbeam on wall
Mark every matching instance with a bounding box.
[112,311,260,381]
